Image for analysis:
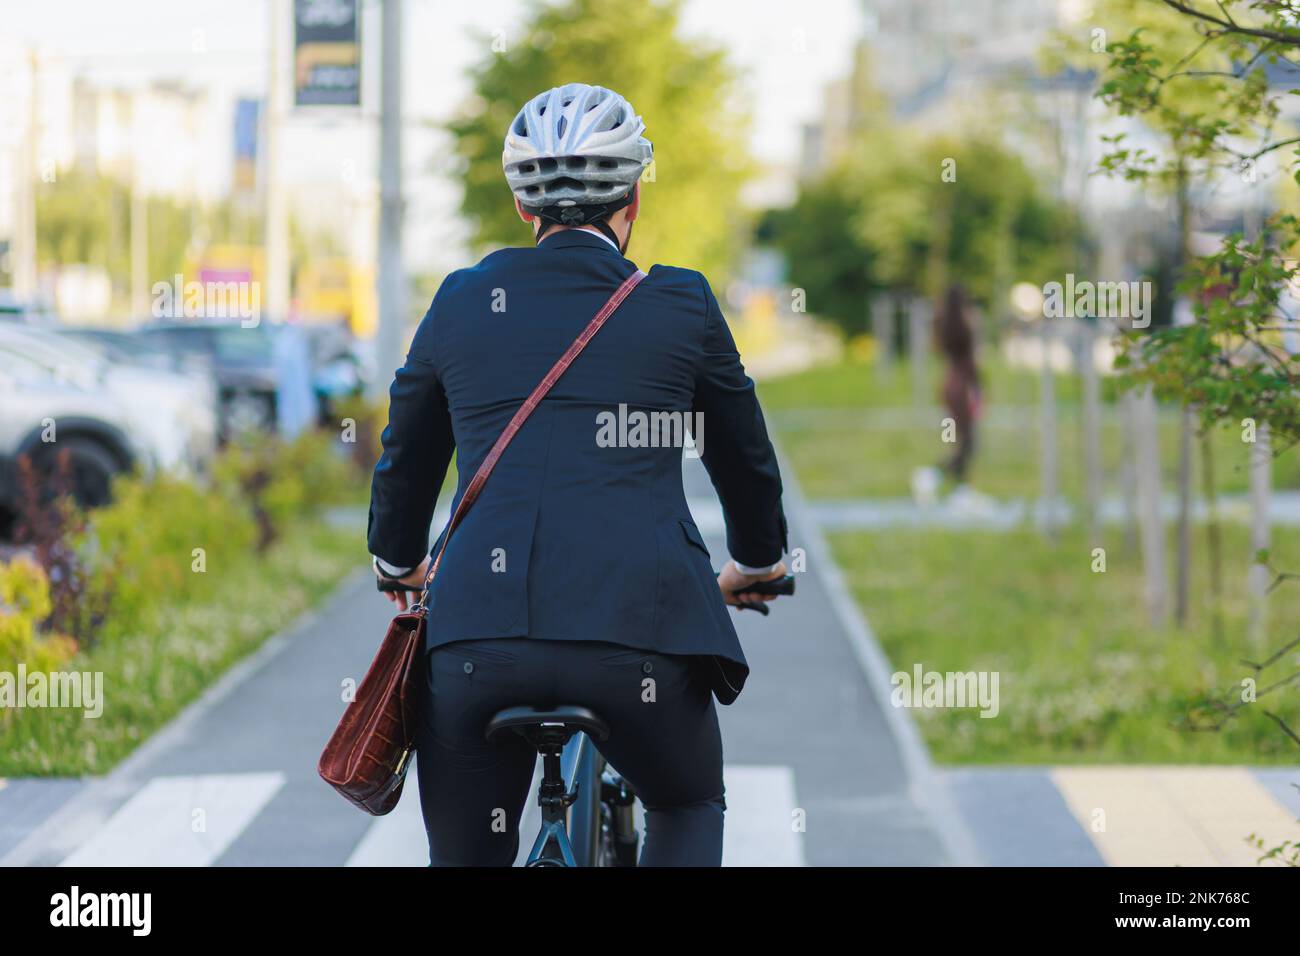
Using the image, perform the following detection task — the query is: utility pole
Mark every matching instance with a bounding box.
[12,49,39,300]
[374,0,408,396]
[130,132,149,318]
[264,0,289,324]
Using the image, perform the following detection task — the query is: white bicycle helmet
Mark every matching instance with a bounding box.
[502,83,653,239]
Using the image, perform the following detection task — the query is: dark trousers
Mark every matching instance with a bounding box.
[414,637,726,866]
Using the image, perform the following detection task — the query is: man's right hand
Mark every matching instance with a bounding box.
[717,559,788,608]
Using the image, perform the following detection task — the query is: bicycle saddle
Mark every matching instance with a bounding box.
[485,705,610,747]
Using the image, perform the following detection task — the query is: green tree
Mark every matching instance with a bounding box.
[37,170,203,307]
[759,172,880,337]
[1091,0,1300,755]
[767,127,1079,336]
[446,0,752,283]
[1080,0,1300,442]
[1089,1,1300,630]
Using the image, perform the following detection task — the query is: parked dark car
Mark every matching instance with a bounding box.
[301,321,367,423]
[135,321,280,440]
[132,319,368,438]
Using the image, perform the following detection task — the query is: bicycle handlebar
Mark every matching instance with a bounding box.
[718,572,795,616]
[377,571,797,616]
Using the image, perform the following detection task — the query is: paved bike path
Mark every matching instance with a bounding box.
[1,457,965,867]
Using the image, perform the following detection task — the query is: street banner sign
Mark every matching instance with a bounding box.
[293,0,361,107]
[233,98,261,193]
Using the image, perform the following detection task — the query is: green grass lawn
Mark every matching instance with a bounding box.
[0,519,361,776]
[762,354,1300,764]
[760,355,1300,500]
[829,523,1300,764]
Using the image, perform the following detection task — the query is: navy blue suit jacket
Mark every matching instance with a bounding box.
[367,230,787,703]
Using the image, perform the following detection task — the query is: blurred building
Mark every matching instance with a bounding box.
[69,77,227,203]
[863,0,1075,121]
[801,0,1092,181]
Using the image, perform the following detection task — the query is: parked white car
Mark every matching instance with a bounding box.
[0,325,219,525]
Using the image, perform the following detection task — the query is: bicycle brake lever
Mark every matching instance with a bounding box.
[735,599,771,616]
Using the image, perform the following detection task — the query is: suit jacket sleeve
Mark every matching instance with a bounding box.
[691,273,788,568]
[366,297,456,569]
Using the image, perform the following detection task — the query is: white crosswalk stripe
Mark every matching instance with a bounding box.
[722,765,806,866]
[51,763,804,866]
[347,762,805,867]
[345,775,428,867]
[60,773,285,867]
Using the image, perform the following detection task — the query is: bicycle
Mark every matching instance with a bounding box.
[379,571,795,866]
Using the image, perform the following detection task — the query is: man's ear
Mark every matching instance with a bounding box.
[515,198,535,223]
[625,182,640,223]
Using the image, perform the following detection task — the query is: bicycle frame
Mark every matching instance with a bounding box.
[523,733,635,867]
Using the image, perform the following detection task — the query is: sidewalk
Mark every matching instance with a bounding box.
[943,766,1300,866]
[808,491,1300,532]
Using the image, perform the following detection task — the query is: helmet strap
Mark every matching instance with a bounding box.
[592,218,623,251]
[526,189,635,250]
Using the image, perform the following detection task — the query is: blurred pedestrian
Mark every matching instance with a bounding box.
[935,283,982,489]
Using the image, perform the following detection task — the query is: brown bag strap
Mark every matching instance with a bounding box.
[416,268,647,604]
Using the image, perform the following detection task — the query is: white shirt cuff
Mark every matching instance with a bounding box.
[373,555,414,578]
[733,559,782,576]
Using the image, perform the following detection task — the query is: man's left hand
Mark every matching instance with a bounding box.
[375,556,433,611]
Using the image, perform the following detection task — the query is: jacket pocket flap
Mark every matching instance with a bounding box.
[678,518,711,556]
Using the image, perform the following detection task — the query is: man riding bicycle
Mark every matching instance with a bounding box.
[367,83,789,866]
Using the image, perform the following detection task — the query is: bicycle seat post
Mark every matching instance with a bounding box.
[537,737,574,823]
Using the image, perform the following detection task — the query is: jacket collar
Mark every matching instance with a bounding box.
[537,229,624,257]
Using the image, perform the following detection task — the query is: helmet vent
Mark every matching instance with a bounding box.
[547,176,584,195]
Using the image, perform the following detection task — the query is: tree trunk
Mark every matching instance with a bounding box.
[1174,406,1193,627]
[1039,318,1059,539]
[1248,422,1271,648]
[1119,390,1140,553]
[1199,428,1224,643]
[1077,320,1103,546]
[1172,161,1193,628]
[1134,386,1168,626]
[871,294,893,373]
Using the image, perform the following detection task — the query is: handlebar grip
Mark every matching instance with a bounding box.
[731,574,796,598]
[713,571,796,615]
